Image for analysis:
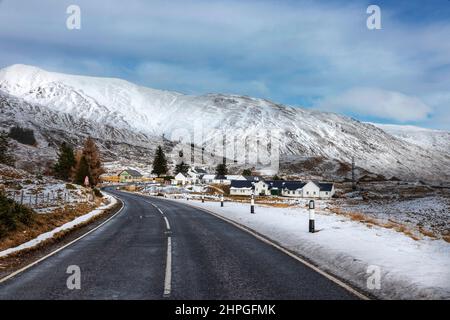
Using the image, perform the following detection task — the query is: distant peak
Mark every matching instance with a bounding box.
[1,64,44,73]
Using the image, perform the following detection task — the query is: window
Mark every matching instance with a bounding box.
[306,191,309,195]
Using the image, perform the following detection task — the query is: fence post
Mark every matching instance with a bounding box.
[309,200,315,233]
[251,193,255,214]
[20,190,24,205]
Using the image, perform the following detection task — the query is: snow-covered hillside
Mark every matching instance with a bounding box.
[372,123,450,155]
[0,64,449,182]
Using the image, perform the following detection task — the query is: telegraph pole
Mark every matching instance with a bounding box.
[352,157,356,191]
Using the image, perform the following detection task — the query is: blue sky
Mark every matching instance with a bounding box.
[0,0,449,130]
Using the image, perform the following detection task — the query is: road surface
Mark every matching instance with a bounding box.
[0,188,359,299]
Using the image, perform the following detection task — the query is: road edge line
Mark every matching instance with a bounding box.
[0,194,125,285]
[150,195,370,300]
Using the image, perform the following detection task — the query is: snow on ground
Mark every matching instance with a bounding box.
[0,195,117,258]
[336,195,450,239]
[170,198,450,299]
[1,164,95,213]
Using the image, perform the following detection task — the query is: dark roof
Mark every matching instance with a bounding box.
[118,169,143,177]
[263,180,306,190]
[194,167,207,174]
[230,180,254,188]
[214,175,227,180]
[282,181,307,191]
[263,180,285,189]
[318,183,334,192]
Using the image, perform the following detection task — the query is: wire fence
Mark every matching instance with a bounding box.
[5,189,95,209]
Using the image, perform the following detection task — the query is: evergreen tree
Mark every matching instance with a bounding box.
[81,137,104,185]
[215,163,228,176]
[74,156,92,186]
[152,146,168,177]
[0,132,15,166]
[242,169,252,176]
[53,142,76,181]
[175,161,189,175]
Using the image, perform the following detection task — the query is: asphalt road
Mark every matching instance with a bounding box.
[0,188,358,300]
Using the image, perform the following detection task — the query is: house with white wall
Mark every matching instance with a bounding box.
[201,174,246,185]
[318,183,335,198]
[252,180,335,199]
[187,167,208,184]
[172,173,190,186]
[230,180,255,196]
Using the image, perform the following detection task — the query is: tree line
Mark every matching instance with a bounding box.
[53,137,104,186]
[151,145,253,177]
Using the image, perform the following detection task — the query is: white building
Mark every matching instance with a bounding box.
[172,173,190,186]
[201,174,246,185]
[230,180,255,196]
[252,180,335,199]
[187,167,208,184]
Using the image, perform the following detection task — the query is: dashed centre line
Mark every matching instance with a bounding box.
[145,199,172,297]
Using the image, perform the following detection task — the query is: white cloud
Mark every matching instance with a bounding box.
[318,87,432,122]
[0,0,449,129]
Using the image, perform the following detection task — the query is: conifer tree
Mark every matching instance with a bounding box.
[53,142,76,181]
[215,163,228,176]
[175,161,189,175]
[152,146,168,177]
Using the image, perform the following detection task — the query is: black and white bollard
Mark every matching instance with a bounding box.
[220,194,224,207]
[201,194,205,203]
[250,194,255,214]
[308,200,315,233]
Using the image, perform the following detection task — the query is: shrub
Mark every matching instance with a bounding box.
[66,183,77,190]
[93,188,103,198]
[0,193,35,239]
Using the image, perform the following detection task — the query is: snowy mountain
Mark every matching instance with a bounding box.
[371,123,450,156]
[0,64,449,182]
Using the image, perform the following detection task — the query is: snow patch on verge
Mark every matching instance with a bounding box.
[0,195,117,258]
[173,199,450,300]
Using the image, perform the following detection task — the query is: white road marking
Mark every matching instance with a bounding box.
[144,198,172,296]
[152,195,370,301]
[163,236,172,297]
[0,195,125,285]
[163,216,171,230]
[146,201,164,215]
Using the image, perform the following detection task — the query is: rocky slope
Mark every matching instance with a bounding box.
[0,64,449,182]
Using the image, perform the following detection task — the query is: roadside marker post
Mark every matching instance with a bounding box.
[251,193,255,214]
[220,194,224,207]
[309,200,315,233]
[201,194,204,203]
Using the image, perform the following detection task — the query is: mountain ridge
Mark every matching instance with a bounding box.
[1,64,449,182]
